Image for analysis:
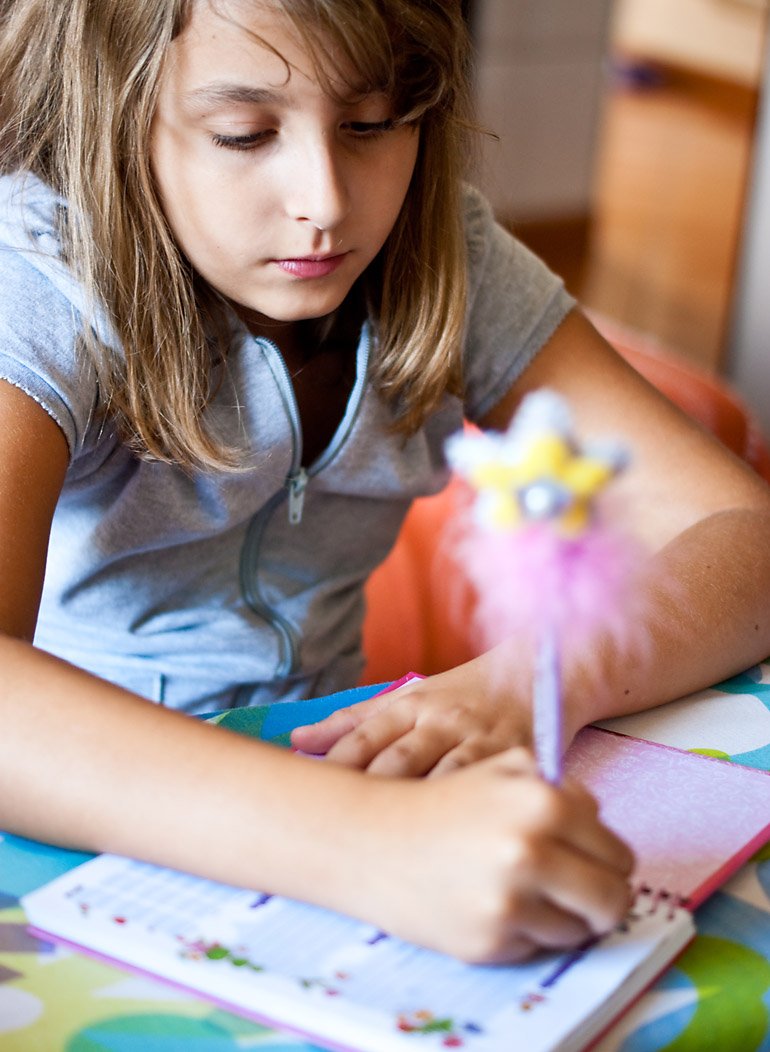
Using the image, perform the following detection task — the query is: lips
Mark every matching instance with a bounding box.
[273,253,348,278]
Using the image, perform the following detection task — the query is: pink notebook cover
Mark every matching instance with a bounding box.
[567,727,770,907]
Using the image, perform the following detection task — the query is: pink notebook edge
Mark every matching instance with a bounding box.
[373,671,426,695]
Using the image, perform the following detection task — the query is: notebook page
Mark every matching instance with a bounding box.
[23,854,693,1052]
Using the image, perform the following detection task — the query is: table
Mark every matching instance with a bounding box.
[3,669,770,1051]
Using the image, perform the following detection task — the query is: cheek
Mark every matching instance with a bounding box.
[152,129,229,228]
[155,163,243,262]
[376,137,420,222]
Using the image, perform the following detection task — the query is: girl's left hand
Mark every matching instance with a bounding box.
[289,659,532,776]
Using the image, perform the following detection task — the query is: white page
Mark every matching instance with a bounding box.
[23,854,694,1052]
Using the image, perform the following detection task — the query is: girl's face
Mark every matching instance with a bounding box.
[151,0,419,335]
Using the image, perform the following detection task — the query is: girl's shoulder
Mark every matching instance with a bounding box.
[0,173,101,459]
[460,182,565,285]
[458,183,576,422]
[460,183,557,296]
[0,173,97,321]
[0,171,64,237]
[460,182,496,262]
[460,181,574,318]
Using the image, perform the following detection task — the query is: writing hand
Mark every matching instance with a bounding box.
[348,747,634,962]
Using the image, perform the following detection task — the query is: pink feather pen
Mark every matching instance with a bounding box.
[445,389,646,783]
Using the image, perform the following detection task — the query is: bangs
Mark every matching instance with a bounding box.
[288,0,455,123]
[207,0,460,124]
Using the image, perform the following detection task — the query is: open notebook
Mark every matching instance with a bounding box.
[21,704,770,1052]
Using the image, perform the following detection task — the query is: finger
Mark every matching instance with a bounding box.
[366,722,468,777]
[323,706,418,770]
[558,783,635,876]
[508,893,593,951]
[458,900,588,965]
[428,737,513,777]
[480,745,540,777]
[467,933,541,966]
[289,696,386,754]
[537,840,633,935]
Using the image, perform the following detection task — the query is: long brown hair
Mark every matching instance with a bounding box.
[0,0,473,469]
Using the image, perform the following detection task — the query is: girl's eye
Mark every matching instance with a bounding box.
[344,119,395,138]
[211,130,274,152]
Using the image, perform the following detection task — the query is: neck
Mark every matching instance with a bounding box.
[234,305,295,343]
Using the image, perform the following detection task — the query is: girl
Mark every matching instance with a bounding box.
[0,0,768,963]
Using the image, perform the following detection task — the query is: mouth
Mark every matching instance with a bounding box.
[272,253,349,279]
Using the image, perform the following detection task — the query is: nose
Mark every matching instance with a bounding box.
[285,134,351,233]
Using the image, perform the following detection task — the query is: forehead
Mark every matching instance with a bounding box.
[170,0,385,100]
[171,2,313,86]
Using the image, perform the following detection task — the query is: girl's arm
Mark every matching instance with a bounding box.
[0,378,632,961]
[292,308,770,773]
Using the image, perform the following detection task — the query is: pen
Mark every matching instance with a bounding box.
[533,628,562,784]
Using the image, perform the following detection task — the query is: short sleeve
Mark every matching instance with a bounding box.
[460,187,576,422]
[0,246,99,458]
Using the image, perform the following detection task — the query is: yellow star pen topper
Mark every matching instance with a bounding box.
[449,390,627,536]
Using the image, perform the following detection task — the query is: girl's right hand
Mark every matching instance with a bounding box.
[348,747,634,964]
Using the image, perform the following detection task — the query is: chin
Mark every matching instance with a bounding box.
[257,297,352,324]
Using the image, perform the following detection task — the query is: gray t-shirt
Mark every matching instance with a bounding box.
[0,174,575,712]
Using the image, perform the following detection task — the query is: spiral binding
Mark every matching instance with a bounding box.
[632,883,691,922]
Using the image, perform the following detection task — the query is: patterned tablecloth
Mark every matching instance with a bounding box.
[3,666,770,1052]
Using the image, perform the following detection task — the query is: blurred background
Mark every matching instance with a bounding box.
[466,0,770,435]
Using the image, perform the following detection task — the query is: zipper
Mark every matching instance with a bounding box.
[261,324,372,525]
[261,341,304,514]
[287,466,309,525]
[239,327,372,677]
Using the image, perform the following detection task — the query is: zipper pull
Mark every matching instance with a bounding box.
[287,467,309,525]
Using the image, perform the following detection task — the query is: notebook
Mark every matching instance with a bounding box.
[21,709,770,1052]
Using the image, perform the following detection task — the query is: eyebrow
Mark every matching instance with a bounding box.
[181,80,385,112]
[182,83,284,109]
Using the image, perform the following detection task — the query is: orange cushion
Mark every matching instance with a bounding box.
[361,478,477,684]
